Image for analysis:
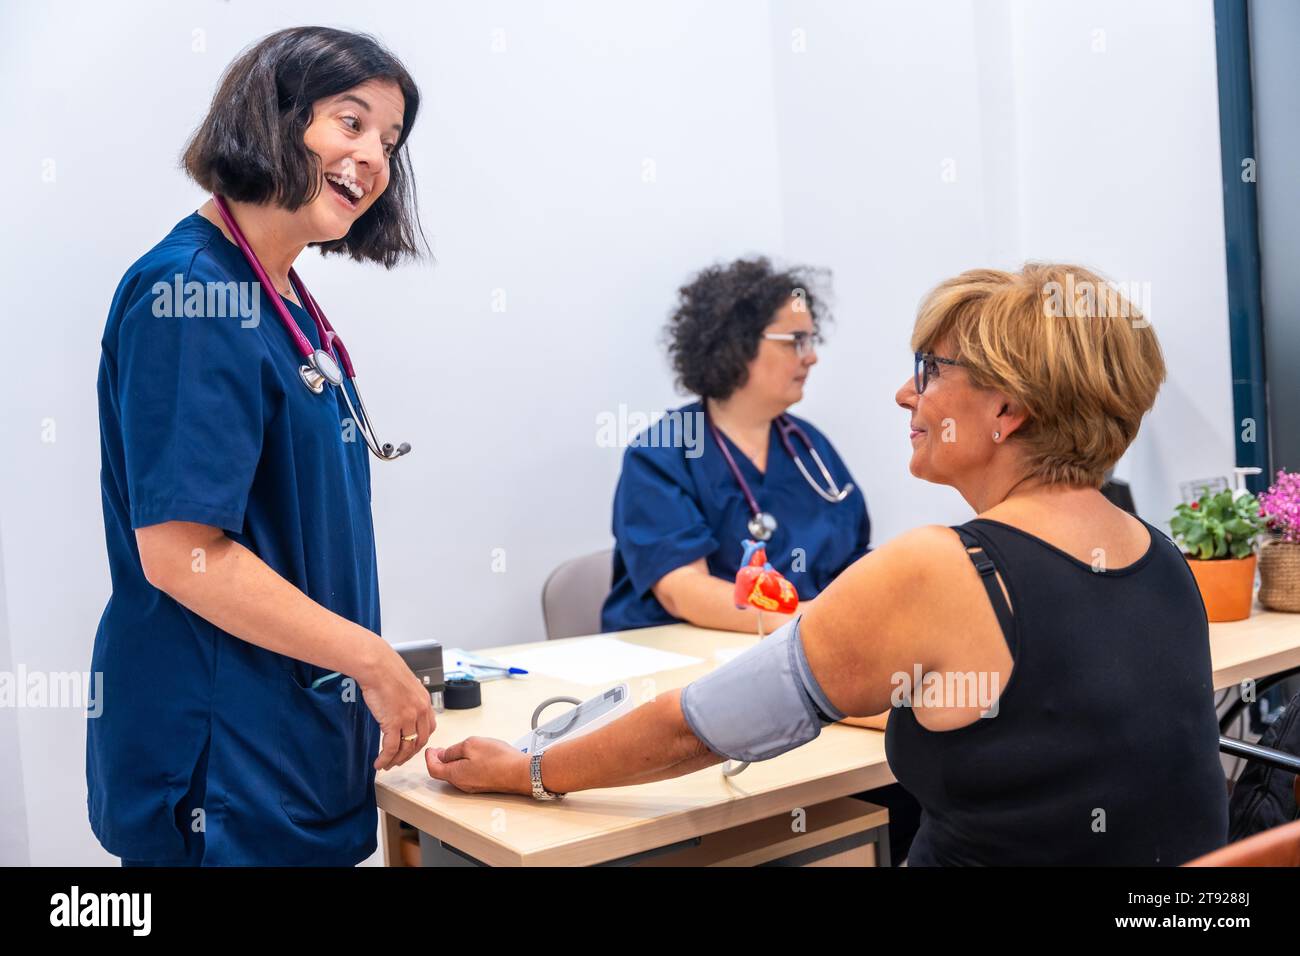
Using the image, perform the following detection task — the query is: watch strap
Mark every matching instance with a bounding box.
[530,751,563,800]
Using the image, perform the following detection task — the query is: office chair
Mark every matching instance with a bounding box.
[541,549,614,640]
[1190,679,1300,865]
[1218,668,1300,797]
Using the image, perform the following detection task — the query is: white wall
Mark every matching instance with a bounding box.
[767,0,1000,536]
[764,0,1236,541]
[0,520,29,866]
[0,0,1235,864]
[1006,0,1236,521]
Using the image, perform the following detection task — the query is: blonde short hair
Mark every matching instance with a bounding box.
[910,263,1166,488]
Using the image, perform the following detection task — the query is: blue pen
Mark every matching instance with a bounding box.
[456,660,528,676]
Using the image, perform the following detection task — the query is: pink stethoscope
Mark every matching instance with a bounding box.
[213,194,410,461]
[706,409,853,542]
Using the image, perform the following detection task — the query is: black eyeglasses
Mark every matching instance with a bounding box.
[913,351,964,394]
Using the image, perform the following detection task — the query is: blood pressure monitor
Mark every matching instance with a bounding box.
[513,684,633,755]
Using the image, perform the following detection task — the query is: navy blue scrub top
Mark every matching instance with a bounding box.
[89,212,381,865]
[601,401,871,632]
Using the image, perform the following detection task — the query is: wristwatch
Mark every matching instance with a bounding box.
[529,751,564,801]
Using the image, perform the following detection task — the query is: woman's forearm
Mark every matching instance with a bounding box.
[653,563,796,634]
[137,521,385,682]
[540,690,723,793]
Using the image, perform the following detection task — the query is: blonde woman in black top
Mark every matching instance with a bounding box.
[426,263,1227,866]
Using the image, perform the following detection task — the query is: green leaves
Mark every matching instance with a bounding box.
[1169,487,1267,561]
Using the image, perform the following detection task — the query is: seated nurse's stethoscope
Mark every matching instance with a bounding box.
[213,194,411,461]
[706,408,854,542]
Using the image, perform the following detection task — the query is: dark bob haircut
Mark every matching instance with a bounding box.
[665,257,832,401]
[182,26,425,268]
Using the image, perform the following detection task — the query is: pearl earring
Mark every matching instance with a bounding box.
[993,431,1001,441]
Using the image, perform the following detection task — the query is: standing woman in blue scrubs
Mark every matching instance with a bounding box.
[602,257,872,634]
[89,27,434,866]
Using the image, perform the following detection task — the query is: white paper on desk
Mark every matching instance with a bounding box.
[504,637,704,685]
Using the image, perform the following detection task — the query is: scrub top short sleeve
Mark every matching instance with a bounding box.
[612,441,720,597]
[116,255,270,532]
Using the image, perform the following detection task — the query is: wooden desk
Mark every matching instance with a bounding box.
[375,624,894,866]
[376,605,1300,866]
[1210,604,1300,689]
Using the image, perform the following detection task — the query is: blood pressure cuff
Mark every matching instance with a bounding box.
[680,616,845,763]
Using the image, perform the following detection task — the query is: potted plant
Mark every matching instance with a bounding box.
[1258,469,1300,612]
[1169,487,1268,622]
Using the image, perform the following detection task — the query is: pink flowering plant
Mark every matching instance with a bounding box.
[1259,469,1300,544]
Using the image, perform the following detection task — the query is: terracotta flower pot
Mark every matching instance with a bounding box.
[1185,554,1257,622]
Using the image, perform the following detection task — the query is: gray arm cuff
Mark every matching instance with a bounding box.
[680,615,845,763]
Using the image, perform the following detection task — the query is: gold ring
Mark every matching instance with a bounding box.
[402,733,418,742]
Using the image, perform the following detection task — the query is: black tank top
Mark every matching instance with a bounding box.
[884,517,1228,865]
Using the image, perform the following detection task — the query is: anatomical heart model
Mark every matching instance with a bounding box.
[733,539,799,618]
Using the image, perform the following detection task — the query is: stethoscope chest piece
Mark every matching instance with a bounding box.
[748,511,778,542]
[299,365,325,394]
[299,348,343,395]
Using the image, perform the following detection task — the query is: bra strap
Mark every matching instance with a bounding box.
[951,525,1017,656]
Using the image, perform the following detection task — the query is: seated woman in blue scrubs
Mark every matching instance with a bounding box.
[602,257,872,634]
[600,260,916,850]
[89,28,435,866]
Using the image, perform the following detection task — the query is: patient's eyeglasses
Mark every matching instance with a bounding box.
[914,351,965,395]
[764,330,821,357]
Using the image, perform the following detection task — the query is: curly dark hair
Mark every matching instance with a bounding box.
[182,26,425,268]
[665,257,832,400]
